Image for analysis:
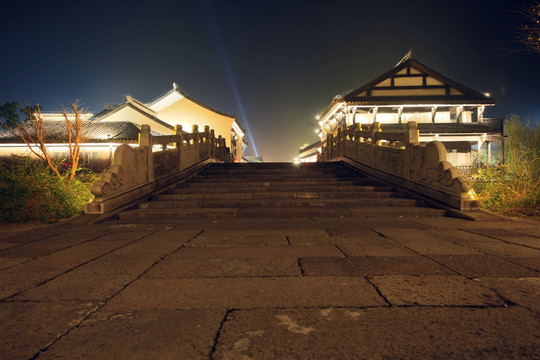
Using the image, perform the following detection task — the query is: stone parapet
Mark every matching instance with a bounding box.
[85,124,233,214]
[319,121,479,210]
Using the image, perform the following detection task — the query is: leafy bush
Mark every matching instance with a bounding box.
[473,158,539,217]
[0,156,99,223]
[473,115,539,217]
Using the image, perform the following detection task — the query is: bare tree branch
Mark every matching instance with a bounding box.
[515,2,540,53]
[0,102,87,181]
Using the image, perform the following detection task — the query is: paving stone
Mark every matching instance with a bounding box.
[0,228,74,243]
[376,228,482,254]
[0,301,97,360]
[464,241,540,258]
[476,277,540,313]
[0,239,88,259]
[315,218,429,229]
[494,236,540,250]
[464,228,532,238]
[39,309,225,360]
[286,235,334,245]
[144,257,302,277]
[212,307,540,360]
[101,277,386,311]
[166,245,344,259]
[430,229,540,257]
[326,228,400,238]
[187,233,289,247]
[338,242,418,257]
[0,257,31,270]
[15,230,198,302]
[0,242,18,250]
[300,256,454,276]
[93,230,156,242]
[0,240,129,300]
[427,228,500,243]
[372,275,505,306]
[514,227,540,238]
[106,223,176,232]
[505,257,540,272]
[428,254,540,278]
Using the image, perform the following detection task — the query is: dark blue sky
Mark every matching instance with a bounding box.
[1,0,538,161]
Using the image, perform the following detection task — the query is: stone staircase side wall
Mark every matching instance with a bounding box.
[85,124,232,214]
[320,121,479,210]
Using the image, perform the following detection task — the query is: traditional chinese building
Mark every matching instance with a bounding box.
[0,83,247,170]
[300,52,502,167]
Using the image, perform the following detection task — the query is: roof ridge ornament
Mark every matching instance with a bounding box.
[395,49,413,67]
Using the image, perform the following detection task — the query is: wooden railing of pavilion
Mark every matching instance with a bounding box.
[85,124,233,214]
[319,121,479,210]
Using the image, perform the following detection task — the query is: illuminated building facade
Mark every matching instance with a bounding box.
[0,84,247,169]
[301,53,502,167]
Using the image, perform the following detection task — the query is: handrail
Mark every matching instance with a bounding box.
[85,124,233,214]
[319,121,479,210]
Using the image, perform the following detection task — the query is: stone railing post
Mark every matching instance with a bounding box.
[403,121,419,180]
[369,122,381,168]
[174,125,183,170]
[406,121,419,145]
[138,124,154,182]
[203,125,210,159]
[371,122,381,146]
[210,129,216,159]
[217,135,223,160]
[337,127,343,157]
[192,125,200,163]
[356,124,363,162]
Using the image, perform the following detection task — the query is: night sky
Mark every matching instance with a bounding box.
[1,1,538,161]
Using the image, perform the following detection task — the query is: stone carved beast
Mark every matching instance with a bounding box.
[91,144,148,198]
[410,141,472,194]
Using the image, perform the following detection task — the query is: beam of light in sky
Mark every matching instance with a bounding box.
[202,0,259,157]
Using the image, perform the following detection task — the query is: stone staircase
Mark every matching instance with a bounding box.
[117,162,446,219]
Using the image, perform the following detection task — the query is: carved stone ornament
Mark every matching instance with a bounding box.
[410,141,472,194]
[91,144,148,198]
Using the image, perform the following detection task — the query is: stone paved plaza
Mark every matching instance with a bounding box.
[1,215,539,359]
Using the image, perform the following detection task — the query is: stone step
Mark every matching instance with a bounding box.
[118,206,445,219]
[170,185,395,194]
[237,207,446,218]
[157,191,407,201]
[117,161,447,220]
[139,198,423,209]
[182,179,383,187]
[196,171,361,178]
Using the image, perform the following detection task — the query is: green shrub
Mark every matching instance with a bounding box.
[473,115,539,217]
[0,156,99,223]
[473,158,539,217]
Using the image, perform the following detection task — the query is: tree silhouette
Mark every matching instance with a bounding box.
[516,2,540,53]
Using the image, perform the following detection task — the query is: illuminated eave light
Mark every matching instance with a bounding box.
[232,121,245,138]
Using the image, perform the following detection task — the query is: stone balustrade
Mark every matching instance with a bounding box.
[320,121,479,210]
[85,124,233,214]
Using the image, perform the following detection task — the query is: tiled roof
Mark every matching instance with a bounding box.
[347,96,495,106]
[379,121,502,134]
[0,120,141,143]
